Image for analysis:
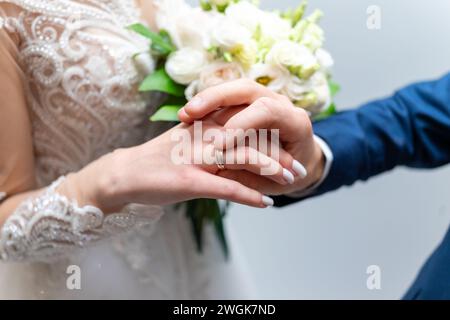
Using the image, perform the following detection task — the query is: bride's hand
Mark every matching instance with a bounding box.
[62,120,289,213]
[178,79,326,196]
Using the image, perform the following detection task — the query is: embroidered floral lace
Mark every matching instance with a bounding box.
[0,0,162,262]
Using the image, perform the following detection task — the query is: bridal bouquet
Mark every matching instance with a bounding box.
[129,0,339,257]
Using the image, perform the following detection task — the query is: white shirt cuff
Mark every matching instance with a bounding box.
[287,135,334,198]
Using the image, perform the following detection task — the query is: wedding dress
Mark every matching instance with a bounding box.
[0,0,256,299]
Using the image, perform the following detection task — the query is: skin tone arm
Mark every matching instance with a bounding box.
[0,28,40,226]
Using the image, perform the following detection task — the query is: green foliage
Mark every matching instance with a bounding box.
[127,23,175,56]
[139,68,186,97]
[186,199,229,259]
[149,105,183,122]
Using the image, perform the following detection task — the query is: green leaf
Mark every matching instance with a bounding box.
[127,23,175,55]
[329,81,341,97]
[200,0,213,11]
[186,200,204,253]
[313,103,337,121]
[183,199,230,259]
[223,51,233,62]
[165,95,188,106]
[150,105,182,122]
[210,200,229,260]
[139,68,186,97]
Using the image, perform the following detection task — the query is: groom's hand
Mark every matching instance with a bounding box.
[178,79,326,196]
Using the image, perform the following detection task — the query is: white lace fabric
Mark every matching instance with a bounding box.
[0,0,164,263]
[0,176,160,262]
[0,0,157,187]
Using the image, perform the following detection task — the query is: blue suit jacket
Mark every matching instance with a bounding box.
[275,73,450,299]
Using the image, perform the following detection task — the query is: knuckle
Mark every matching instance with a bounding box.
[278,93,292,105]
[295,106,309,118]
[293,107,310,124]
[255,97,276,116]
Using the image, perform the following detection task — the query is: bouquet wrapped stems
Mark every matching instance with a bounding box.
[183,199,230,259]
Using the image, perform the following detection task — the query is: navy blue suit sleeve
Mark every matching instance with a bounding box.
[275,73,450,207]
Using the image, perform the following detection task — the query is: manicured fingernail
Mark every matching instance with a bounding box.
[178,108,187,118]
[188,97,203,109]
[262,195,274,207]
[293,160,308,178]
[283,168,295,184]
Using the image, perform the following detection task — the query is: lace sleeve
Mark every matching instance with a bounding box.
[0,177,163,262]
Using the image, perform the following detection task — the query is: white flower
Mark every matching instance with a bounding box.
[225,3,291,42]
[134,52,156,75]
[185,80,200,101]
[315,48,334,71]
[156,2,213,50]
[166,48,207,85]
[283,76,309,102]
[225,1,262,33]
[284,72,330,114]
[300,23,324,51]
[233,39,258,68]
[212,17,252,50]
[155,0,190,31]
[259,12,291,41]
[311,72,331,112]
[184,61,243,100]
[198,61,244,91]
[266,40,318,71]
[247,63,290,93]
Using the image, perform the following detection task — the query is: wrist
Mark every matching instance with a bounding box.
[287,137,326,197]
[307,138,326,188]
[62,150,129,214]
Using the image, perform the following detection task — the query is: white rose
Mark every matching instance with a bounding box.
[198,61,244,92]
[315,48,334,71]
[166,48,207,85]
[311,72,331,112]
[225,1,262,32]
[155,0,190,33]
[283,72,330,114]
[266,40,318,70]
[247,63,290,93]
[212,17,252,50]
[259,12,291,41]
[156,3,212,50]
[283,76,309,102]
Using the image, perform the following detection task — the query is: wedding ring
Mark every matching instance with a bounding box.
[215,149,225,170]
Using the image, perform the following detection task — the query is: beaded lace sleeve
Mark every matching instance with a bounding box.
[0,177,161,262]
[0,1,164,262]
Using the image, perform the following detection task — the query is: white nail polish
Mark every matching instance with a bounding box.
[262,196,274,207]
[283,168,295,184]
[293,160,308,178]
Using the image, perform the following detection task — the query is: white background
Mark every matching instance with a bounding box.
[214,0,450,299]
